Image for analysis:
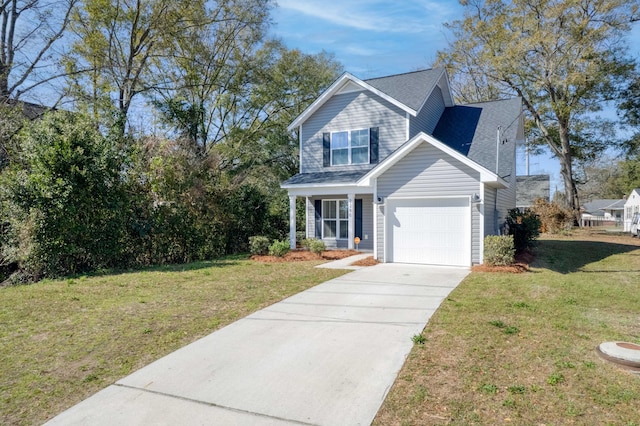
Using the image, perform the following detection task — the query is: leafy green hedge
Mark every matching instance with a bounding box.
[0,112,290,282]
[484,235,515,266]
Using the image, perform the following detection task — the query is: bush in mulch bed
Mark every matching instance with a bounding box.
[251,249,359,263]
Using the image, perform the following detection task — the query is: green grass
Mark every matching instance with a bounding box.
[0,257,348,425]
[375,234,640,425]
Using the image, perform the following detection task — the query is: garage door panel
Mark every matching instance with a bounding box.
[388,198,470,266]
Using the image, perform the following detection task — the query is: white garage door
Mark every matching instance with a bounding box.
[387,197,470,266]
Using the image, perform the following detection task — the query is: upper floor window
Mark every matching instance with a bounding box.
[322,127,378,168]
[331,129,370,166]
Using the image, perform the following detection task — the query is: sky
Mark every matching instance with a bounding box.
[270,0,640,196]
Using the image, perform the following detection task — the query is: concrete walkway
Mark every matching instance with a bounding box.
[45,262,469,426]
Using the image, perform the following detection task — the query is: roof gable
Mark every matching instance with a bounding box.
[358,132,506,188]
[287,68,448,132]
[364,68,446,111]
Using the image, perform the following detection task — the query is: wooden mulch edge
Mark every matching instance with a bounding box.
[472,249,534,273]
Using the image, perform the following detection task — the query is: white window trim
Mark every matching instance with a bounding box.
[322,199,349,240]
[330,128,370,166]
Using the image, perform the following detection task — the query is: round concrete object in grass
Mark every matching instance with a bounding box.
[597,341,640,371]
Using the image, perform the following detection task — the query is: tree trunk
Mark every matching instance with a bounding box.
[558,122,581,225]
[0,67,9,102]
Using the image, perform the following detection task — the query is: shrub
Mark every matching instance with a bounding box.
[249,236,271,255]
[484,235,515,266]
[0,111,131,278]
[268,240,290,257]
[506,208,541,253]
[300,238,311,249]
[307,238,325,255]
[296,231,306,245]
[530,198,573,234]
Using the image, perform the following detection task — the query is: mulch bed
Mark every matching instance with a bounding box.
[350,256,379,267]
[251,249,360,263]
[471,249,533,273]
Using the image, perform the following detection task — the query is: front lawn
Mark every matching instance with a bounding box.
[375,231,640,425]
[0,257,348,425]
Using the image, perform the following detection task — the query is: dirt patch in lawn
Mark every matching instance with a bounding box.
[251,249,360,263]
[350,256,379,267]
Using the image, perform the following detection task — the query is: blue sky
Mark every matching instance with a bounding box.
[271,0,462,78]
[270,0,640,195]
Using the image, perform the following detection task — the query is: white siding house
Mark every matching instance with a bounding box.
[624,189,640,232]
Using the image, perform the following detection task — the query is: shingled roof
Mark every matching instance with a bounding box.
[583,199,625,216]
[364,68,444,111]
[283,69,522,189]
[3,99,50,120]
[282,170,368,186]
[433,97,522,179]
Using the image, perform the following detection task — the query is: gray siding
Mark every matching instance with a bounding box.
[483,186,498,236]
[376,204,384,260]
[306,194,374,250]
[496,174,516,227]
[376,142,482,263]
[472,203,480,263]
[409,86,444,138]
[377,143,480,198]
[495,132,517,223]
[306,198,314,239]
[360,194,374,250]
[300,91,407,173]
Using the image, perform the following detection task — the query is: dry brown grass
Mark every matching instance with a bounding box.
[375,231,640,425]
[0,257,348,425]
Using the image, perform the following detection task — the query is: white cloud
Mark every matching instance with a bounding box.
[276,0,457,34]
[342,45,380,56]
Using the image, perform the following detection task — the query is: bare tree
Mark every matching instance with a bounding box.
[0,0,77,102]
[438,0,639,219]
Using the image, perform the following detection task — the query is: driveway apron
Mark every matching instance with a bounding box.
[45,263,469,426]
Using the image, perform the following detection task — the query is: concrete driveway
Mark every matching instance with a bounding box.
[45,262,469,426]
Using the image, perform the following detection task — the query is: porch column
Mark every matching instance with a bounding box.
[348,193,355,250]
[289,195,296,249]
[305,197,310,239]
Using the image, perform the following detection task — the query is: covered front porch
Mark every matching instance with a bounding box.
[286,193,375,251]
[281,170,376,254]
[289,190,375,250]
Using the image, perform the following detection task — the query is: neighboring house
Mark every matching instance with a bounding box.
[516,174,550,209]
[624,189,640,232]
[2,99,49,119]
[281,68,524,267]
[1,100,50,168]
[581,199,625,227]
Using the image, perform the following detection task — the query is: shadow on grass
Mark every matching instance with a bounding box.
[81,254,249,279]
[534,240,640,274]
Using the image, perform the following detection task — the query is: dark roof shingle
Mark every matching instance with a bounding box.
[365,69,443,111]
[433,97,522,178]
[282,170,370,186]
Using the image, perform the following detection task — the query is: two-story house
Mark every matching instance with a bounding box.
[281,68,523,267]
